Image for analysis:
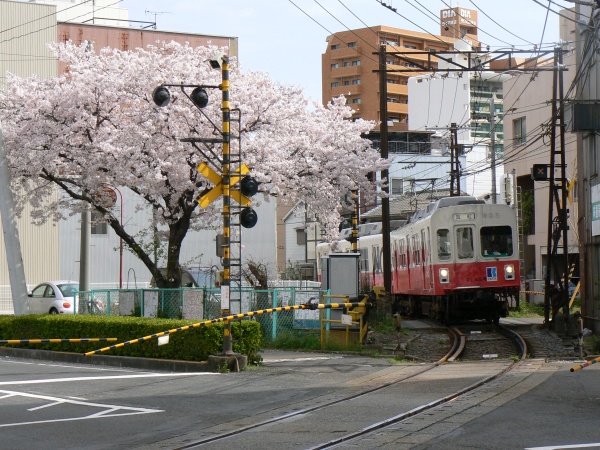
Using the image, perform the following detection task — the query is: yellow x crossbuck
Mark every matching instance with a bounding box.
[197,162,252,208]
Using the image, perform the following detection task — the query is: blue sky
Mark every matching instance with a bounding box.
[120,0,565,102]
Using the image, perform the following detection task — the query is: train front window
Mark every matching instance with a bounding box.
[437,229,451,261]
[456,227,474,259]
[480,226,513,257]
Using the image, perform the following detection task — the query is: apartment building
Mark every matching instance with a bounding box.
[322,26,454,131]
[321,7,478,132]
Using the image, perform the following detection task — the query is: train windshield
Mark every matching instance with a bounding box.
[480,226,513,257]
[437,229,451,261]
[456,227,475,259]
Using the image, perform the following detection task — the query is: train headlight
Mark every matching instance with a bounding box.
[439,268,450,284]
[504,264,515,280]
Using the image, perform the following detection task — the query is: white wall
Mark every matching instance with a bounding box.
[408,74,471,143]
[59,188,277,288]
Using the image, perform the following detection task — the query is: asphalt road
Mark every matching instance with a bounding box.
[0,349,599,449]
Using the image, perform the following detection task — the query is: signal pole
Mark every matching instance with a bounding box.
[219,56,234,355]
[490,98,497,204]
[378,45,392,299]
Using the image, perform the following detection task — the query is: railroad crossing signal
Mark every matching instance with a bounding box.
[531,164,549,181]
[197,162,258,228]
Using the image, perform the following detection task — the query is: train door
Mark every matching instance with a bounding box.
[422,227,433,291]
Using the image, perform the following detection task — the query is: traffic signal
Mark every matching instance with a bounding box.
[240,207,258,229]
[238,174,259,228]
[240,175,259,197]
[152,86,171,107]
[531,164,549,181]
[190,87,209,109]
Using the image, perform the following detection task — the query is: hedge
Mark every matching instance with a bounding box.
[0,315,262,361]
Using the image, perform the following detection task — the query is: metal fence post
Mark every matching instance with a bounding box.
[272,290,278,341]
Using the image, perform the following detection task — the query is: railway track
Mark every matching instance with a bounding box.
[172,325,527,449]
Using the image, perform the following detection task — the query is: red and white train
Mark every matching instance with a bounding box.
[317,196,520,324]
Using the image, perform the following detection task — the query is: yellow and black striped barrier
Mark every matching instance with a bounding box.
[84,302,372,356]
[520,291,546,296]
[1,338,117,345]
[570,356,600,372]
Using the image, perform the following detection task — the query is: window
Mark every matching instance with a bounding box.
[344,80,350,86]
[456,227,474,259]
[480,226,513,257]
[412,235,421,265]
[352,98,361,104]
[404,44,417,49]
[91,210,107,235]
[347,41,357,47]
[331,44,340,50]
[331,63,339,69]
[390,178,413,195]
[359,248,369,272]
[296,228,306,246]
[390,178,404,195]
[352,79,361,85]
[351,60,361,66]
[331,81,340,88]
[343,61,350,67]
[437,229,451,261]
[513,117,526,145]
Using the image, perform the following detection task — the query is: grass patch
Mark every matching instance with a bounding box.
[510,299,544,318]
[266,330,322,350]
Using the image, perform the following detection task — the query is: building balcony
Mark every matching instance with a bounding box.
[331,65,362,78]
[387,83,408,96]
[330,46,363,60]
[332,84,362,97]
[387,102,408,114]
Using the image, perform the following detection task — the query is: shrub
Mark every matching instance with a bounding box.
[0,315,261,361]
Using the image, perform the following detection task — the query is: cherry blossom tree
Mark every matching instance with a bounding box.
[0,41,388,288]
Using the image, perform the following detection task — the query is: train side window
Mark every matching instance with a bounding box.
[437,229,451,260]
[359,248,369,272]
[456,227,474,259]
[480,225,513,257]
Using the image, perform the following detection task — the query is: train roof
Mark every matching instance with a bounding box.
[408,196,485,223]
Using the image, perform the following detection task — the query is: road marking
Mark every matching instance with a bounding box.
[525,444,600,449]
[0,389,163,428]
[0,372,216,386]
[1,359,142,372]
[263,356,344,363]
[28,401,63,411]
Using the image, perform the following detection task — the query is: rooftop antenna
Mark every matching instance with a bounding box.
[145,10,171,29]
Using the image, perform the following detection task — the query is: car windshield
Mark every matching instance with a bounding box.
[57,283,79,297]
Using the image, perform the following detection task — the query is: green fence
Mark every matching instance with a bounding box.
[76,287,326,342]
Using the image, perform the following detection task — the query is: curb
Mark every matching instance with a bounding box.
[0,347,213,372]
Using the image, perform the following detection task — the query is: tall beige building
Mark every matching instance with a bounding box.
[322,7,478,132]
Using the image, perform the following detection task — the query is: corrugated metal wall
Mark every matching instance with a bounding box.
[0,1,58,83]
[0,1,60,308]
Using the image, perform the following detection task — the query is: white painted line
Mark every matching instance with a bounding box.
[0,372,216,386]
[28,401,64,411]
[525,444,600,449]
[1,359,144,373]
[263,356,344,363]
[0,388,163,428]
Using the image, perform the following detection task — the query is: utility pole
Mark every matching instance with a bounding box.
[378,45,392,299]
[0,127,28,315]
[490,97,497,204]
[544,47,569,326]
[449,123,459,196]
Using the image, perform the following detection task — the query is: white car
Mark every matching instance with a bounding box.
[27,280,79,314]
